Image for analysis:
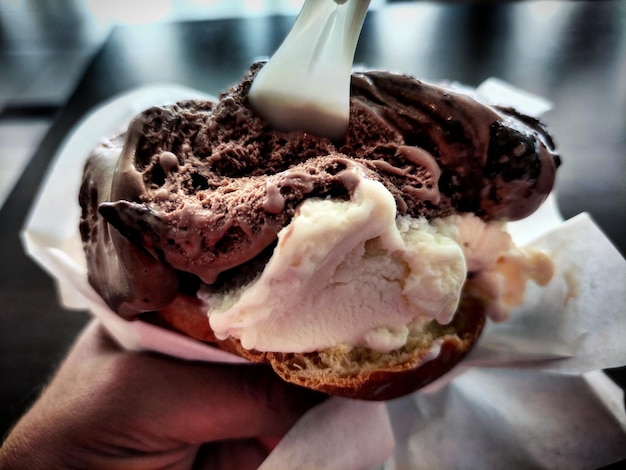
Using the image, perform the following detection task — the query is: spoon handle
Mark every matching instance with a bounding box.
[249,0,371,141]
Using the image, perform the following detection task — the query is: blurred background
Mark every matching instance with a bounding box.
[1,0,625,461]
[1,0,625,214]
[1,0,372,208]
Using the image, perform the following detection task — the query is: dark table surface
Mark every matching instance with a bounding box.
[1,0,625,459]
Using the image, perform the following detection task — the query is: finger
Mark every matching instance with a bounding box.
[163,362,325,444]
[194,439,268,470]
[78,320,326,444]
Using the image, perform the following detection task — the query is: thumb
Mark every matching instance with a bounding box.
[76,320,326,445]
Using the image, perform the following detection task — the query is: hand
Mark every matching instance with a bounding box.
[0,319,325,469]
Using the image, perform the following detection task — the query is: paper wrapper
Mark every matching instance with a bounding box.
[21,82,626,469]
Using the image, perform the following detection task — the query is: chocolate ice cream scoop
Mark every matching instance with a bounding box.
[79,63,560,317]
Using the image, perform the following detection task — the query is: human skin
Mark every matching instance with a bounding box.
[0,320,325,469]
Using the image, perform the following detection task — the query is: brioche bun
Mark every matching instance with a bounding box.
[154,288,485,401]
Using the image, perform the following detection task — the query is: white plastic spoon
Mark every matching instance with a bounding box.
[248,0,371,141]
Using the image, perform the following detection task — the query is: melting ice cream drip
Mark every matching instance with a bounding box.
[248,0,371,140]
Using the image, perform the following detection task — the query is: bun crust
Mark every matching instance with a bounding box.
[154,290,486,401]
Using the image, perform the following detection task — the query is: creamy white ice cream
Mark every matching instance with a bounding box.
[204,173,553,354]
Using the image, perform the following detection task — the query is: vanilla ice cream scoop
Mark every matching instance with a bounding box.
[205,169,552,355]
[206,173,467,353]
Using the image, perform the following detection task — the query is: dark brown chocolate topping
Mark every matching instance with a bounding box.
[79,62,560,316]
[348,71,559,220]
[79,136,179,316]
